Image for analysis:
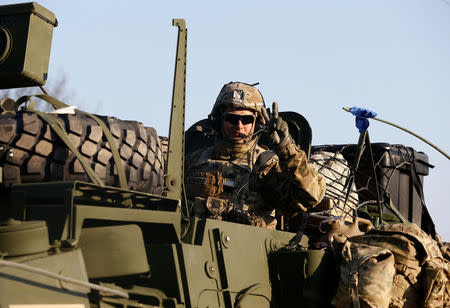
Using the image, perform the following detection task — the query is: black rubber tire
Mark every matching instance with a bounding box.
[0,112,164,195]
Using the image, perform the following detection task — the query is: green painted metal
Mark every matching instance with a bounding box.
[0,219,50,256]
[2,178,336,307]
[0,2,57,88]
[144,218,333,307]
[0,249,91,306]
[79,224,150,279]
[165,19,187,202]
[269,248,337,307]
[9,181,181,244]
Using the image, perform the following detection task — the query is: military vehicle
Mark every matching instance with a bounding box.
[0,2,447,308]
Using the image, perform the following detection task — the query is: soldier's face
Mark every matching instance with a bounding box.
[221,107,256,141]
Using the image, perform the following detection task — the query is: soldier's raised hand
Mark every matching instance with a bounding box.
[262,102,290,146]
[262,102,299,158]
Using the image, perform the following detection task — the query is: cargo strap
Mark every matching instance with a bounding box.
[349,262,361,308]
[383,193,409,224]
[288,212,308,249]
[15,95,128,190]
[33,110,104,186]
[343,243,361,308]
[395,263,420,285]
[410,155,437,239]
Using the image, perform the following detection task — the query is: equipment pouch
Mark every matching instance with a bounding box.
[332,238,396,308]
[186,171,224,199]
[423,266,450,308]
[205,197,229,218]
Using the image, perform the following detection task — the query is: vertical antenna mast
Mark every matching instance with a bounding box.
[165,19,187,202]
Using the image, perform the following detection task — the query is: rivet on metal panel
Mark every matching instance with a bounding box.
[221,232,231,248]
[205,261,216,279]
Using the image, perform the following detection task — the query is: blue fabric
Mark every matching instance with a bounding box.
[349,107,377,133]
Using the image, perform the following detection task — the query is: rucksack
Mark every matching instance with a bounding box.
[332,223,450,308]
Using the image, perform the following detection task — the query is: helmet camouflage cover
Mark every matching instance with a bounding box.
[210,82,265,120]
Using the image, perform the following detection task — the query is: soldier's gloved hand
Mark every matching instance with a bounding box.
[262,102,299,159]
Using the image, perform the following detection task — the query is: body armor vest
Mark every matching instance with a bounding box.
[185,144,276,228]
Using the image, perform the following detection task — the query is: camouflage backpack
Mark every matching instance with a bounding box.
[332,223,450,308]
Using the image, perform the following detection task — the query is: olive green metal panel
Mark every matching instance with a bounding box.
[145,244,187,305]
[180,219,335,307]
[73,205,181,245]
[184,219,298,307]
[269,249,337,307]
[0,2,57,89]
[9,181,182,244]
[148,218,305,307]
[0,219,50,256]
[0,249,90,306]
[79,224,150,279]
[150,218,334,307]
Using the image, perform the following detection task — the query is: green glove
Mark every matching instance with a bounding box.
[262,102,299,158]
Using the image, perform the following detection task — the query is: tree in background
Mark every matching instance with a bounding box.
[0,70,76,112]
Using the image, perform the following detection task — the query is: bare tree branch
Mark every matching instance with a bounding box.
[0,69,76,112]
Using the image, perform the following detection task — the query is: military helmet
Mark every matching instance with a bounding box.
[210,82,265,120]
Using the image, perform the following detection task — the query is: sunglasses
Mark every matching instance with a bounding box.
[222,113,255,125]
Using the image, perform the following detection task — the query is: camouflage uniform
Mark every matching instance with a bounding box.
[185,82,326,230]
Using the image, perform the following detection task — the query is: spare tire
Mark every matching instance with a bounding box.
[0,111,164,195]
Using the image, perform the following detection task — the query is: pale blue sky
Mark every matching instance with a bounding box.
[3,0,450,239]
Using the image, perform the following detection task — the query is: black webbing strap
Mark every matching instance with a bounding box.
[364,133,383,222]
[410,155,437,239]
[340,241,361,308]
[288,212,309,249]
[349,259,361,308]
[15,95,128,190]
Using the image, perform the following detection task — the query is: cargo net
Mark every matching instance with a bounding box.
[309,144,420,224]
[309,147,359,223]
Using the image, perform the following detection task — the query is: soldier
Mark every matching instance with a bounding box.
[185,82,326,230]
